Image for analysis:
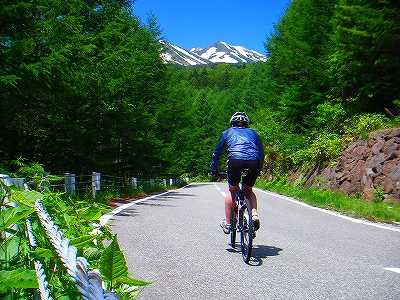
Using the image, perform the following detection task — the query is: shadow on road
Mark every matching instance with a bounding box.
[226,244,283,266]
[249,245,283,266]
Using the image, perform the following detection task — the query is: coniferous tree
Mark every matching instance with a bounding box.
[265,0,336,131]
[0,0,166,175]
[328,0,400,114]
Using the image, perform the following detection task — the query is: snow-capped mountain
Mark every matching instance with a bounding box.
[160,40,266,66]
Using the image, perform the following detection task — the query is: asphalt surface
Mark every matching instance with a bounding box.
[105,182,400,299]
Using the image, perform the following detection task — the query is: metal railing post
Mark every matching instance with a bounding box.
[131,177,138,189]
[92,172,101,198]
[65,173,76,195]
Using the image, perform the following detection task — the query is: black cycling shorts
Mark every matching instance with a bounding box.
[227,159,260,187]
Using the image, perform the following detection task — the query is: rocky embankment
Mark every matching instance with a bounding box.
[320,128,400,202]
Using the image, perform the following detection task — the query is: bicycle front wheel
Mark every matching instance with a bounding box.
[240,198,253,263]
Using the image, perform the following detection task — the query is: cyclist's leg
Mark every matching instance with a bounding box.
[223,160,241,229]
[225,184,238,225]
[244,185,260,231]
[242,160,259,214]
[243,160,261,230]
[243,184,257,214]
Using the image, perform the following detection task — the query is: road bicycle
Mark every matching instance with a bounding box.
[229,169,256,263]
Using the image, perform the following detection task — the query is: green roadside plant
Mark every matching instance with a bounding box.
[258,179,400,223]
[343,113,394,139]
[0,181,150,299]
[293,132,343,166]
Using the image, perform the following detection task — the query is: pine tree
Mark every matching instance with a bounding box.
[328,0,400,114]
[265,0,336,131]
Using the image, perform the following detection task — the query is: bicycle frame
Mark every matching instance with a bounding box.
[230,169,254,263]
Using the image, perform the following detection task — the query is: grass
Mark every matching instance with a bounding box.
[257,180,400,225]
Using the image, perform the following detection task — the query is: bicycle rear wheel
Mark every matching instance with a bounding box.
[240,198,253,263]
[230,207,237,248]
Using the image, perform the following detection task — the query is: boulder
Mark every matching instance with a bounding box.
[320,128,400,202]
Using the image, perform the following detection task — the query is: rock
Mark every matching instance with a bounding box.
[387,163,400,181]
[319,128,400,203]
[362,187,374,202]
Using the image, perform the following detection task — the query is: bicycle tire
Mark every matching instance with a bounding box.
[240,198,253,263]
[230,207,237,248]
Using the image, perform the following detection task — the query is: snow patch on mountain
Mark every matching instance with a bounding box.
[160,41,208,66]
[161,40,266,66]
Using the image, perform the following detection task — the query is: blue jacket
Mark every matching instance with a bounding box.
[210,126,264,171]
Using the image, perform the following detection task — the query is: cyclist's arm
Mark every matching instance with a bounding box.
[210,133,227,171]
[256,133,265,172]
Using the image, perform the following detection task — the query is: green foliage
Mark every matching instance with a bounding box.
[10,157,46,181]
[100,234,151,294]
[294,133,343,166]
[304,102,347,133]
[158,64,255,176]
[258,0,399,178]
[372,186,385,203]
[0,203,35,232]
[265,0,335,129]
[0,181,149,299]
[0,0,166,176]
[343,113,394,139]
[0,269,38,290]
[100,235,128,285]
[328,0,400,113]
[258,179,400,223]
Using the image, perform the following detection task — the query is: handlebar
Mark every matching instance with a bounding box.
[209,171,227,181]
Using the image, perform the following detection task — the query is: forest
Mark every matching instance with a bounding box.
[1,0,399,180]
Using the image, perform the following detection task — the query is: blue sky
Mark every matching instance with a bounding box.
[132,0,292,54]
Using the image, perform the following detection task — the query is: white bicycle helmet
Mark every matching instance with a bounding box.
[230,112,250,127]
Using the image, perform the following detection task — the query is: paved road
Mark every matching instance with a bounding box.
[105,182,400,299]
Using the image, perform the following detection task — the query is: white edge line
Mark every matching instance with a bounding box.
[384,267,400,274]
[255,189,400,233]
[213,182,227,198]
[215,183,400,272]
[99,186,188,226]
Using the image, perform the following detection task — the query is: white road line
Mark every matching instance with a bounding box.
[213,182,226,197]
[99,185,192,226]
[101,182,400,234]
[214,183,400,274]
[256,189,400,233]
[100,183,218,225]
[384,268,400,274]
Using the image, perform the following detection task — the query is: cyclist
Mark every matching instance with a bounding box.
[210,112,264,234]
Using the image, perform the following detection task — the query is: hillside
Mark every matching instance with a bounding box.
[290,128,400,203]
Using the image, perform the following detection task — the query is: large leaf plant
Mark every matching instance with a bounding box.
[1,177,150,299]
